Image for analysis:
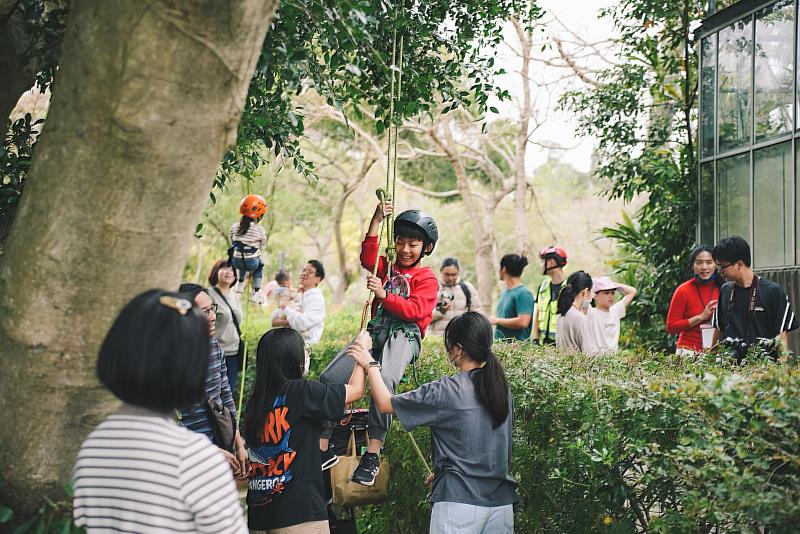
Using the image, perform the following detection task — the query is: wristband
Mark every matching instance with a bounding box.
[367,361,382,370]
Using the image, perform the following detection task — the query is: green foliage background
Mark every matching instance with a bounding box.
[563,0,705,352]
[238,308,800,533]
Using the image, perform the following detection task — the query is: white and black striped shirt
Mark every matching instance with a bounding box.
[229,222,266,259]
[73,405,247,533]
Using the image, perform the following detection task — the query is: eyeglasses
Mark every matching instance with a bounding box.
[716,262,734,272]
[201,303,218,317]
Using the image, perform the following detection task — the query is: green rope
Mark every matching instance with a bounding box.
[235,276,254,427]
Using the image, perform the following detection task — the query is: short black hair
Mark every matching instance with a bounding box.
[500,253,529,277]
[394,220,428,246]
[96,290,209,411]
[179,282,207,301]
[713,236,751,267]
[441,257,460,270]
[307,259,325,281]
[275,270,291,284]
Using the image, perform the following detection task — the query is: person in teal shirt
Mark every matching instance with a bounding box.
[490,254,535,341]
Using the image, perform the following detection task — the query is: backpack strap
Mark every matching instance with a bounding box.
[459,281,472,311]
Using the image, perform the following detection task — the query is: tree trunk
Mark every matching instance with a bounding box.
[0,0,277,511]
[429,119,498,307]
[513,19,532,257]
[332,187,355,308]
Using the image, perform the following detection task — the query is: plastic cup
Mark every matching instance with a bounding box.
[700,324,714,349]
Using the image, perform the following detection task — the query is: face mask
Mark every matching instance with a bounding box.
[302,352,310,378]
[694,272,716,285]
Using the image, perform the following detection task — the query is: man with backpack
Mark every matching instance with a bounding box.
[430,257,483,335]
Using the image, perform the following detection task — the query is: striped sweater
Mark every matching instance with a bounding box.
[73,405,247,533]
[179,338,237,444]
[229,221,266,259]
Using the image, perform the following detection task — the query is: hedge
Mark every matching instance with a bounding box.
[241,310,800,533]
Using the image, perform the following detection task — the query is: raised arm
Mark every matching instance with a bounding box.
[618,283,637,308]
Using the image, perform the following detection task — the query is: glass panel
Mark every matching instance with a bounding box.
[754,142,791,267]
[754,0,794,142]
[700,162,715,245]
[718,17,753,152]
[701,34,717,156]
[717,153,751,240]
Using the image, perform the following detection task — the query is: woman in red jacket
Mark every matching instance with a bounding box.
[666,245,720,354]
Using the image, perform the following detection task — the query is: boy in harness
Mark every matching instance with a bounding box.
[319,200,439,486]
[229,194,268,304]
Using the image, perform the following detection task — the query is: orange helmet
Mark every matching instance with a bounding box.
[240,194,267,220]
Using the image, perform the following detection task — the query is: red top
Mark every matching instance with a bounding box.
[360,235,438,338]
[666,279,720,350]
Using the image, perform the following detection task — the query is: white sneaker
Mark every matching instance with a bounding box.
[235,282,244,293]
[250,293,264,304]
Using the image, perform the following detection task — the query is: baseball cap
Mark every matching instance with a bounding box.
[592,276,621,293]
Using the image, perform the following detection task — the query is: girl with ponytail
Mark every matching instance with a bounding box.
[347,311,518,533]
[555,271,598,355]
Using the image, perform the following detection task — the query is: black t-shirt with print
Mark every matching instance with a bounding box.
[247,380,345,530]
[713,277,799,344]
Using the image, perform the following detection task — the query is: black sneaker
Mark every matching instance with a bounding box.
[351,452,380,486]
[321,449,339,471]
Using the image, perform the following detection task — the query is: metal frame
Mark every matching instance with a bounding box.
[698,0,798,268]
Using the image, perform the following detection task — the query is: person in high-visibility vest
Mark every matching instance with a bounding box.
[532,246,568,345]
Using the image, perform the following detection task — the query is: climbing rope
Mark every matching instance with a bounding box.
[346,24,432,478]
[235,179,255,426]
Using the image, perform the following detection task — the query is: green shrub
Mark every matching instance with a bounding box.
[241,309,800,533]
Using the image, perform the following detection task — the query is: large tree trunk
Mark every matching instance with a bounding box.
[513,19,532,257]
[429,119,498,307]
[0,0,277,511]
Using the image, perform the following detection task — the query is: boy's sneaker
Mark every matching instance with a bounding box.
[321,449,339,471]
[234,282,244,293]
[250,292,264,304]
[351,452,380,486]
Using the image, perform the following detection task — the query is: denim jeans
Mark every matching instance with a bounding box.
[231,256,263,291]
[430,502,514,534]
[225,354,239,396]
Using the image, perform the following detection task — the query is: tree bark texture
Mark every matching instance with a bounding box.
[0,0,277,510]
[513,20,532,257]
[431,120,498,309]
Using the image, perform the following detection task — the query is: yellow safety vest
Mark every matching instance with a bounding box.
[536,278,559,343]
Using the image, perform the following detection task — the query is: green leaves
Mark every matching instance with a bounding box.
[562,0,704,351]
[216,0,544,192]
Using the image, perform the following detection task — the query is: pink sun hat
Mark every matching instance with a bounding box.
[592,276,621,293]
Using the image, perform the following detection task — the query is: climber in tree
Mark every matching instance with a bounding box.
[229,194,268,304]
[319,200,439,487]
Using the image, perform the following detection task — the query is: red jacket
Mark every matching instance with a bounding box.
[360,235,438,338]
[666,279,720,351]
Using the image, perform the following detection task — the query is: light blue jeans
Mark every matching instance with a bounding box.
[430,502,514,533]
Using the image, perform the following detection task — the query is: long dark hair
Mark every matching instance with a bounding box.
[236,215,253,236]
[244,328,305,445]
[557,271,592,316]
[444,312,510,428]
[689,244,722,287]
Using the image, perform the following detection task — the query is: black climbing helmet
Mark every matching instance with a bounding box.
[394,209,439,256]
